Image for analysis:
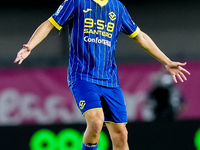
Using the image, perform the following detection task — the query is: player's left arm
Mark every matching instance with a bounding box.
[133,30,190,83]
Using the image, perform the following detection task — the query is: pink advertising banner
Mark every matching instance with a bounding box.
[0,61,198,125]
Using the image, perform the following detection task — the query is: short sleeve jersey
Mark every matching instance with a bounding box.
[49,0,140,88]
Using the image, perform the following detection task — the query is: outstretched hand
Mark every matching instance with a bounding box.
[165,62,190,83]
[14,44,31,65]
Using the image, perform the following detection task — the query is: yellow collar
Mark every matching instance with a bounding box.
[93,0,108,7]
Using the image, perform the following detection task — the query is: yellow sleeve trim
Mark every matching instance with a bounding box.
[128,27,140,38]
[48,17,62,30]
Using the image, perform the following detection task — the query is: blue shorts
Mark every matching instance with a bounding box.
[69,80,127,123]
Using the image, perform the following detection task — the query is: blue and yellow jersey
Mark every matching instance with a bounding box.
[48,0,140,87]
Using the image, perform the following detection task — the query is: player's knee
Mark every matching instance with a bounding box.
[122,129,128,141]
[114,132,128,148]
[119,128,128,141]
[114,127,128,144]
[85,110,104,135]
[89,119,104,135]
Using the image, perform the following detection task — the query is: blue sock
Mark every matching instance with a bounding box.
[82,143,98,150]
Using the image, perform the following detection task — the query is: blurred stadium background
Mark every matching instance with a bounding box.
[0,0,200,149]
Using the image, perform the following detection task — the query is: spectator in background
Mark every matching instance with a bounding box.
[147,70,186,121]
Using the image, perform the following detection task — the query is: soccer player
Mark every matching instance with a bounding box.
[14,0,190,149]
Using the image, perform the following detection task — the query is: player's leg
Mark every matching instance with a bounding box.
[82,108,104,149]
[69,80,104,150]
[100,86,129,150]
[106,123,129,150]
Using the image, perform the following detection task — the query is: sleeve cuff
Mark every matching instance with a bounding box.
[128,27,140,38]
[48,17,62,30]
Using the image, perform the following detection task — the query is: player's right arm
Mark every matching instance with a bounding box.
[14,20,54,64]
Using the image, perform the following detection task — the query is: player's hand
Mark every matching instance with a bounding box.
[14,44,31,64]
[165,61,190,83]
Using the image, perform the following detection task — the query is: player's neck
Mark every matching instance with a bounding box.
[93,0,108,7]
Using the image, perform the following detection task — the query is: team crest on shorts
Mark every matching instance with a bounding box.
[79,100,86,109]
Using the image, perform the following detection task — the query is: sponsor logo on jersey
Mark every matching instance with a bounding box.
[55,5,63,16]
[84,29,112,38]
[83,9,92,13]
[84,36,111,47]
[109,12,116,21]
[79,100,86,109]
